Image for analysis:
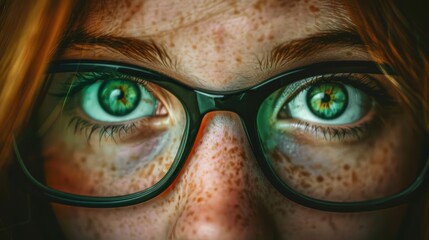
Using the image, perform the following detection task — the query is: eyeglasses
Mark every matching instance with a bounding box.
[14,60,429,212]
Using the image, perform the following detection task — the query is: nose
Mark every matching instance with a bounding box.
[169,112,276,240]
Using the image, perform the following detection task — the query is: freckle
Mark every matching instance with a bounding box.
[383,147,388,154]
[191,44,197,50]
[164,162,172,169]
[143,164,155,176]
[235,57,242,64]
[206,192,212,199]
[316,175,324,182]
[268,34,274,40]
[110,164,116,171]
[343,164,350,171]
[257,35,264,42]
[300,170,310,177]
[188,210,195,217]
[233,9,239,15]
[253,0,263,11]
[325,187,332,195]
[309,5,320,13]
[378,176,384,184]
[352,171,358,183]
[328,217,337,231]
[196,197,203,203]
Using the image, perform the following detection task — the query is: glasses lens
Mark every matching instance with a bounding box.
[19,70,187,197]
[257,72,422,202]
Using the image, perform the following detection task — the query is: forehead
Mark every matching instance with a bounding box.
[68,0,360,90]
[79,0,348,36]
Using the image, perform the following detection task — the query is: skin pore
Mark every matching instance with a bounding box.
[39,0,424,239]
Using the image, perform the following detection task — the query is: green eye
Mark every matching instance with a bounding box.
[80,77,157,123]
[98,80,141,116]
[306,83,348,120]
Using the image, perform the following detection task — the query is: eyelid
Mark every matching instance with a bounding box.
[272,73,389,118]
[50,71,151,99]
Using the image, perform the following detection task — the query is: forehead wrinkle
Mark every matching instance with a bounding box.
[80,0,247,38]
[63,0,367,92]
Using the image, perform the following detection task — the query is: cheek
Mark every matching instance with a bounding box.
[266,119,422,202]
[52,201,173,240]
[266,196,407,239]
[270,139,416,202]
[42,121,181,197]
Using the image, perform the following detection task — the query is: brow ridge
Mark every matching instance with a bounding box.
[261,28,365,71]
[59,30,176,69]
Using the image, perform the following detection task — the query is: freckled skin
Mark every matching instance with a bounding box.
[267,118,420,202]
[40,0,425,239]
[42,89,186,196]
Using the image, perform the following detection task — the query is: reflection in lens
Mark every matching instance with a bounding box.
[21,72,187,197]
[257,78,420,202]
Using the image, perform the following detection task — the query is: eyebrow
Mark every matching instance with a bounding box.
[60,28,364,74]
[59,30,176,69]
[260,28,365,70]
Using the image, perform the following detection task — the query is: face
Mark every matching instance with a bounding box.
[33,0,425,239]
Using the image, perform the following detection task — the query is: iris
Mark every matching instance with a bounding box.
[98,80,141,116]
[306,83,348,119]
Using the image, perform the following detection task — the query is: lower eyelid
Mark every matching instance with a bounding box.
[274,109,381,144]
[119,116,172,143]
[67,109,172,140]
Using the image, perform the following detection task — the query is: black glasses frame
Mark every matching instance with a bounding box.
[14,60,429,212]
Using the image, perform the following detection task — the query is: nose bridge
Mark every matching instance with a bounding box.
[170,112,275,239]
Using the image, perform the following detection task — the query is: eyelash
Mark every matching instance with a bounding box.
[68,116,138,142]
[292,118,379,142]
[277,73,392,142]
[281,73,388,104]
[54,71,150,97]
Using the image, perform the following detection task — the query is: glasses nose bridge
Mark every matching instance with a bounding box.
[195,90,247,116]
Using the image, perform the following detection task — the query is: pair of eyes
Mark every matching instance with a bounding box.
[77,74,373,129]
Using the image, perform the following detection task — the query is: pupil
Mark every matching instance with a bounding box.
[321,93,331,103]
